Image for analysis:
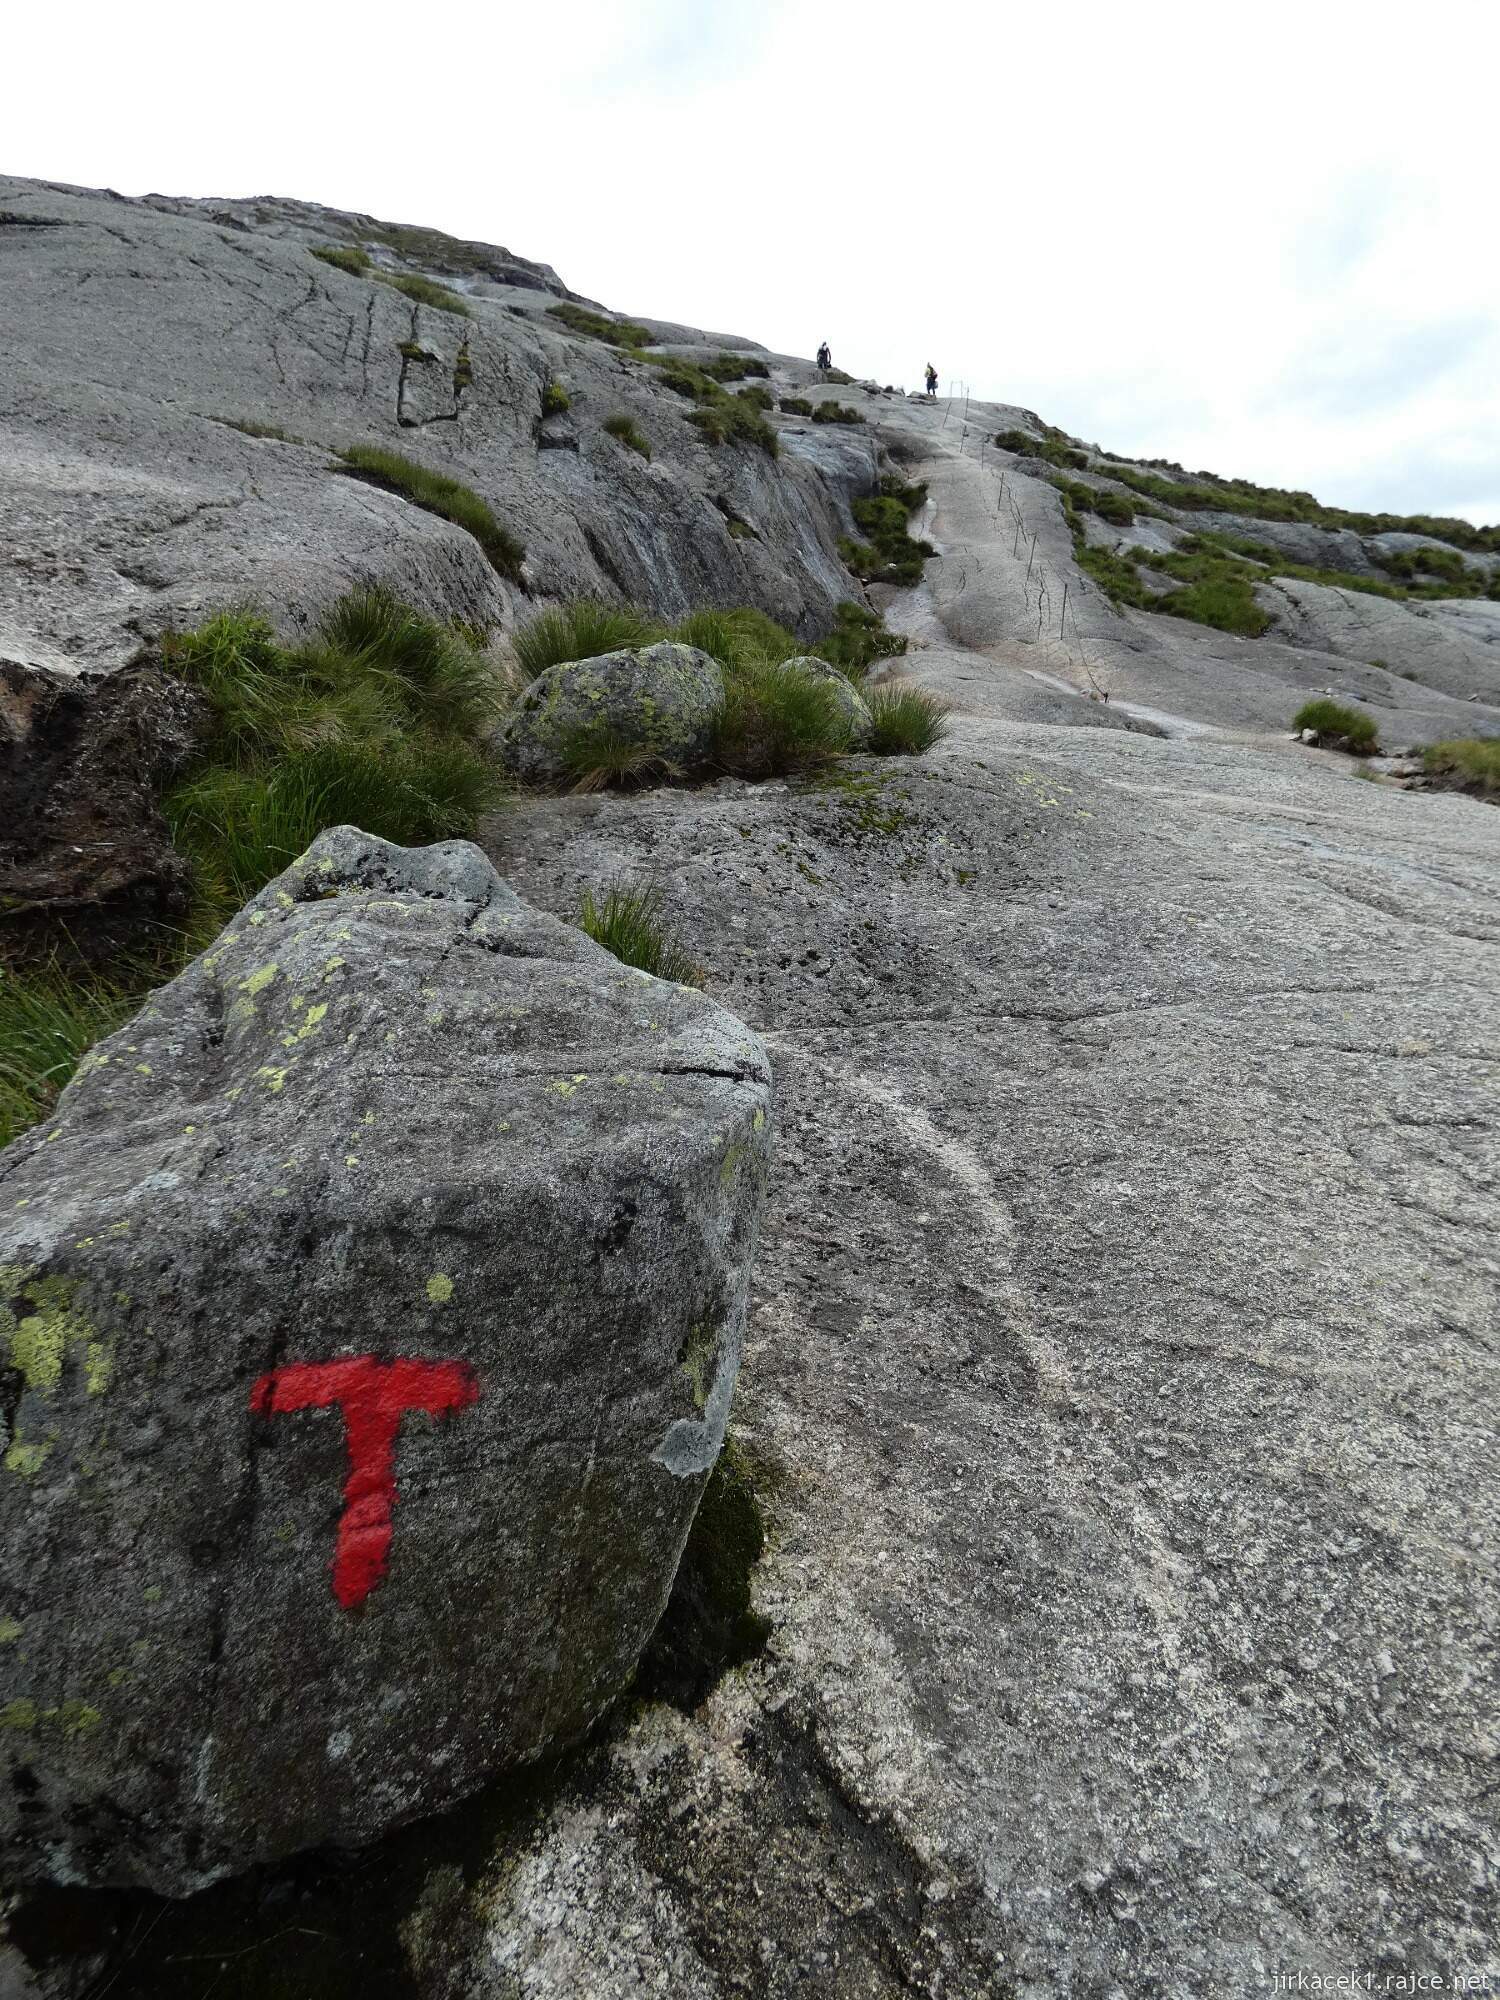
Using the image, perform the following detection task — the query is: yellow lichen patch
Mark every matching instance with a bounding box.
[0,1699,100,1736]
[753,1108,766,1132]
[5,1432,56,1478]
[247,909,268,927]
[344,1156,360,1169]
[241,962,280,999]
[134,1064,152,1077]
[5,1274,106,1403]
[0,1618,20,1644]
[85,1341,113,1396]
[255,1065,292,1094]
[426,1274,454,1305]
[0,1700,38,1729]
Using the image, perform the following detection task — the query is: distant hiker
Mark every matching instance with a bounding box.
[925,362,938,399]
[816,341,832,373]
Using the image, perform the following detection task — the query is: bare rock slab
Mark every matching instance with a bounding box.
[0,829,771,1893]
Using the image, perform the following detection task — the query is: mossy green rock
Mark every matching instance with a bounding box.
[0,828,771,1893]
[499,642,724,783]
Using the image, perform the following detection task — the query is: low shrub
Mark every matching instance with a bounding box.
[310,244,371,276]
[866,685,950,755]
[710,656,855,779]
[1419,737,1500,794]
[1292,697,1380,753]
[547,302,652,349]
[734,385,774,413]
[779,397,812,416]
[577,883,701,986]
[1138,544,1273,636]
[512,600,664,677]
[0,963,143,1149]
[810,601,909,677]
[811,403,865,426]
[603,413,652,460]
[540,378,570,417]
[337,444,525,581]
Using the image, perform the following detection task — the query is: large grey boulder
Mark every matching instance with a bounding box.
[0,828,771,1893]
[499,642,725,784]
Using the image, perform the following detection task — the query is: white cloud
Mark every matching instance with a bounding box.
[11,0,1499,522]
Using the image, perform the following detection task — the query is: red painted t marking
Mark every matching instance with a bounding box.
[251,1356,479,1609]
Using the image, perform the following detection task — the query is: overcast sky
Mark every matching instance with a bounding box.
[13,0,1499,523]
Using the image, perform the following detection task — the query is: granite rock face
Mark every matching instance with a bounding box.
[0,829,771,1893]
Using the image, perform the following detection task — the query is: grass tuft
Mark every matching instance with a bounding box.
[513,600,665,678]
[1292,698,1380,753]
[547,303,652,349]
[375,271,470,317]
[540,378,570,417]
[603,413,652,460]
[866,685,950,755]
[809,601,909,677]
[709,657,855,780]
[337,445,525,582]
[0,964,143,1149]
[310,244,371,276]
[1419,738,1500,794]
[811,403,865,426]
[577,883,701,985]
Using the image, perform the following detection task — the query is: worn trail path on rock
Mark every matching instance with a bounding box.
[474,399,1500,1998]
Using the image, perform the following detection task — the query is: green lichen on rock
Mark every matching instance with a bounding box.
[499,642,724,785]
[2,1270,110,1406]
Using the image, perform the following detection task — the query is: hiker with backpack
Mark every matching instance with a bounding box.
[816,341,832,374]
[925,362,939,399]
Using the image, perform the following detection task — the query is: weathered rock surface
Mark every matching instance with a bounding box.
[499,642,725,784]
[0,828,771,1893]
[0,177,871,679]
[0,646,199,964]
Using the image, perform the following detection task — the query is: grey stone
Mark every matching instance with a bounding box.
[0,828,772,1893]
[781,656,872,745]
[499,642,725,784]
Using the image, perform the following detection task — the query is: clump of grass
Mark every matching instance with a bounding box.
[215,416,300,443]
[1152,568,1271,637]
[779,397,812,416]
[160,589,504,918]
[1075,542,1148,608]
[513,600,665,678]
[603,413,652,460]
[996,427,1089,471]
[734,385,774,413]
[310,244,371,276]
[709,657,855,779]
[376,271,470,317]
[701,354,770,382]
[842,482,935,587]
[337,444,525,582]
[812,403,865,426]
[810,600,908,677]
[671,606,798,669]
[1419,738,1500,795]
[578,883,701,985]
[546,723,681,795]
[866,685,950,755]
[687,399,779,457]
[0,964,144,1149]
[547,302,652,349]
[1292,698,1380,754]
[540,378,570,417]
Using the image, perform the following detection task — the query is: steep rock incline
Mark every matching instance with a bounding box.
[882,402,1500,751]
[0,177,873,674]
[456,601,1500,1997]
